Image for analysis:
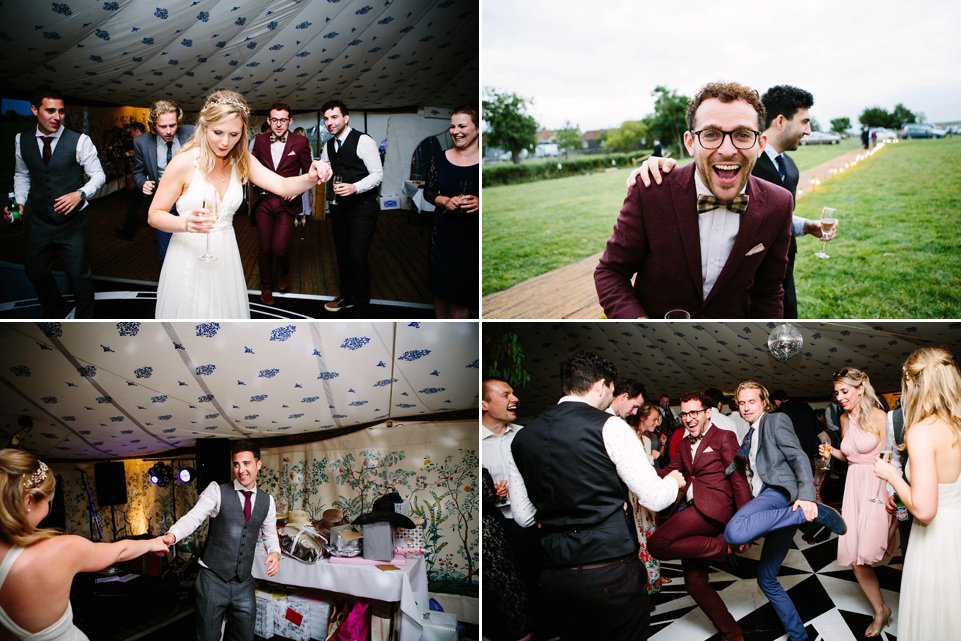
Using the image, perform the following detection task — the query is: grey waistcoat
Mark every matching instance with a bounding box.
[201,483,270,581]
[19,128,85,225]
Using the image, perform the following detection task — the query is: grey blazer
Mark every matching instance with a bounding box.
[755,412,816,502]
[133,125,195,191]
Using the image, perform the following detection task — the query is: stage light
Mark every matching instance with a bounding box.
[148,462,165,485]
[178,467,196,484]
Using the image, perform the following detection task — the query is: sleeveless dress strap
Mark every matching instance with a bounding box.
[0,546,24,587]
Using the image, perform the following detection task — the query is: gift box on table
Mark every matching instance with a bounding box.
[288,590,333,641]
[330,524,362,556]
[396,516,425,550]
[354,492,416,562]
[273,597,312,641]
[360,522,395,561]
[419,610,457,641]
[255,587,288,639]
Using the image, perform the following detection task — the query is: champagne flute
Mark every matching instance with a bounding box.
[815,207,837,259]
[664,309,691,319]
[331,175,343,206]
[871,450,893,503]
[198,186,218,262]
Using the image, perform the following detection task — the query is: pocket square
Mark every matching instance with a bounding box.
[287,151,296,156]
[745,243,765,256]
[703,446,715,453]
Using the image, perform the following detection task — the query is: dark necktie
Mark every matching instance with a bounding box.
[42,136,53,165]
[775,154,787,184]
[166,141,173,165]
[335,138,342,153]
[727,424,755,475]
[270,133,286,143]
[242,490,252,522]
[697,193,749,215]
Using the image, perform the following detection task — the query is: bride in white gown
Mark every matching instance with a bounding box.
[874,347,961,640]
[148,90,330,319]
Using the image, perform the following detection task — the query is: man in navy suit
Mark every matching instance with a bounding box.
[595,81,793,319]
[250,101,313,305]
[649,391,752,641]
[725,381,846,641]
[130,100,195,260]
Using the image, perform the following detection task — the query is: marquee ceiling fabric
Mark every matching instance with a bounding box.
[0,0,478,111]
[0,321,479,459]
[487,322,961,420]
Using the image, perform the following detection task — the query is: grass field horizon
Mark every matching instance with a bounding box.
[483,137,961,318]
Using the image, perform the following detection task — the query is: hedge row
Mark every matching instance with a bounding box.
[482,151,653,187]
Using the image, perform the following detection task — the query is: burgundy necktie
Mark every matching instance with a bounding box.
[42,136,53,165]
[243,490,252,522]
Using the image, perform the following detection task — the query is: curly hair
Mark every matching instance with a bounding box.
[679,390,712,410]
[0,449,60,546]
[267,101,292,117]
[560,350,617,396]
[147,99,184,131]
[686,81,766,132]
[760,85,814,130]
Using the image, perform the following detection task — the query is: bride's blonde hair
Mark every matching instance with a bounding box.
[901,347,961,449]
[182,90,252,184]
[0,449,60,546]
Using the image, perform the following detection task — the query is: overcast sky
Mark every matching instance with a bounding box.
[483,0,961,132]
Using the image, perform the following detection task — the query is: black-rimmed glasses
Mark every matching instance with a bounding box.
[268,117,290,125]
[692,128,760,150]
[679,408,708,420]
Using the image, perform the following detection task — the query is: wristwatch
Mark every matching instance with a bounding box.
[77,189,87,201]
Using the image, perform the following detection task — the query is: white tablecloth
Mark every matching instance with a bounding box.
[252,549,428,641]
[401,180,435,212]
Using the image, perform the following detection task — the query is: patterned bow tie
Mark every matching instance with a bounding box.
[697,194,749,214]
[689,433,704,444]
[270,133,286,143]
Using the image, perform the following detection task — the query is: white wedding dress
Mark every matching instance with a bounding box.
[155,149,250,318]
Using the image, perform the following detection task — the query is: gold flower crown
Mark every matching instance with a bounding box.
[25,461,49,490]
[206,93,250,117]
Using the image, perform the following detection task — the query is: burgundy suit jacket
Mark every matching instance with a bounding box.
[250,131,313,216]
[595,162,793,319]
[658,425,752,524]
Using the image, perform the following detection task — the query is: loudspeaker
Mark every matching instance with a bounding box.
[94,461,128,506]
[196,438,232,489]
[39,475,66,529]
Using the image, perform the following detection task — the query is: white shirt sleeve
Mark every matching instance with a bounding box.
[76,133,106,206]
[168,481,221,543]
[261,494,281,557]
[507,448,537,528]
[604,416,679,512]
[13,133,29,205]
[792,215,807,237]
[886,411,903,494]
[353,134,383,194]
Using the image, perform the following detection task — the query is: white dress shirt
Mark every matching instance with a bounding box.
[319,125,384,194]
[761,145,808,237]
[508,395,680,528]
[481,421,522,519]
[14,126,106,209]
[168,479,281,568]
[694,170,742,300]
[269,137,286,169]
[156,134,183,178]
[709,409,738,437]
[748,413,764,497]
[686,436,704,502]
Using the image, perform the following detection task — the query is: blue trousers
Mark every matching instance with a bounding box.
[725,486,808,641]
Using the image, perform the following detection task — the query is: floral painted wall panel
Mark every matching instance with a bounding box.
[48,419,476,594]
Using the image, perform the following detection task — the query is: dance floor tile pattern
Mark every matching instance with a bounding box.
[649,531,901,641]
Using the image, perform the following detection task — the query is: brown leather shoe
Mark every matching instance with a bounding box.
[260,289,274,305]
[278,272,291,292]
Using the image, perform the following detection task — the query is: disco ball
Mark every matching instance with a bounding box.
[767,324,803,361]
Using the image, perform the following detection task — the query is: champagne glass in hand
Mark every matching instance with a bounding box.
[871,450,893,503]
[815,207,837,259]
[331,175,343,206]
[199,188,218,262]
[458,179,475,213]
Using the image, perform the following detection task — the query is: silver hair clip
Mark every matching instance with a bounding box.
[25,461,49,490]
[208,95,250,117]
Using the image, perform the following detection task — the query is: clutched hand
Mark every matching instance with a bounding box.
[184,207,216,233]
[309,160,333,184]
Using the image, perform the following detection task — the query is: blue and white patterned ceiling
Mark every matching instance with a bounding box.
[0,0,478,111]
[0,321,479,459]
[485,322,961,420]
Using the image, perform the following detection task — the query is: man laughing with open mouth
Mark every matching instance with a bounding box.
[595,81,794,319]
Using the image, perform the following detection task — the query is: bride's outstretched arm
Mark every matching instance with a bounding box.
[247,153,331,196]
[147,153,214,233]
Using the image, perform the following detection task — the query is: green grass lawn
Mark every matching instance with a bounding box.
[483,138,961,318]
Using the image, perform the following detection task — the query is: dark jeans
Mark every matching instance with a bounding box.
[23,213,94,318]
[540,556,650,641]
[120,188,145,237]
[156,203,179,261]
[330,199,379,311]
[254,197,295,289]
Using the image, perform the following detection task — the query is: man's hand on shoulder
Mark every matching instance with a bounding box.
[626,157,677,189]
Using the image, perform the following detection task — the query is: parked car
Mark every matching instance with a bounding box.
[869,127,898,142]
[900,123,946,139]
[945,124,961,135]
[799,131,841,145]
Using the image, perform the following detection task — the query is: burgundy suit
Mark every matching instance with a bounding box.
[595,162,793,319]
[648,425,751,640]
[250,131,313,289]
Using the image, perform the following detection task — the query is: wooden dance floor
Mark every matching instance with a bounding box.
[0,188,432,306]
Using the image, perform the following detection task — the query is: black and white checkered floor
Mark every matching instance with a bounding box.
[648,530,902,641]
